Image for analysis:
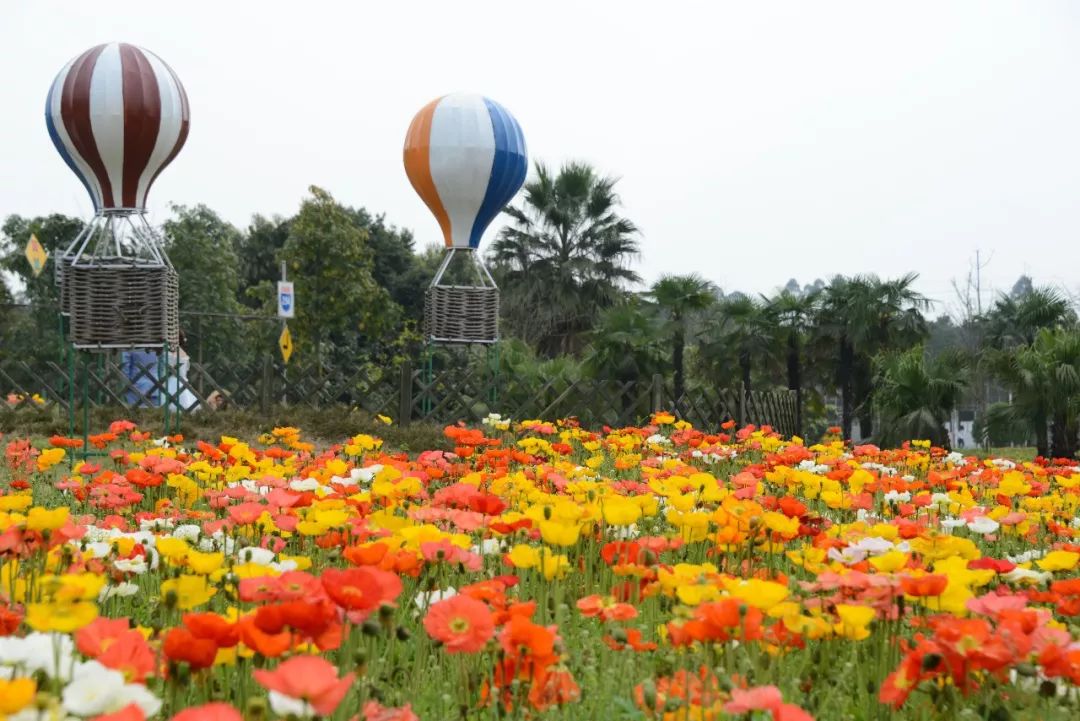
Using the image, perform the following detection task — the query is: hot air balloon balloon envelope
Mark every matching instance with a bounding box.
[404,93,527,249]
[46,42,185,350]
[46,42,190,213]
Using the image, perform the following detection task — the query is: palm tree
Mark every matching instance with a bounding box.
[699,295,774,392]
[584,301,666,420]
[983,328,1080,458]
[873,346,968,448]
[647,274,717,404]
[816,274,930,439]
[982,287,1075,349]
[490,161,641,357]
[583,302,665,383]
[764,289,820,436]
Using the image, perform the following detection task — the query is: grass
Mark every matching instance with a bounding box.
[969,446,1038,462]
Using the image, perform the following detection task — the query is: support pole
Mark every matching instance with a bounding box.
[398,360,412,427]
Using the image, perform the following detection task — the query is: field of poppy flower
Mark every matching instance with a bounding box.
[1,415,1080,721]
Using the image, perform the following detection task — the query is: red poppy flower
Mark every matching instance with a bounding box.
[162,627,218,670]
[321,567,403,618]
[0,605,22,636]
[90,704,144,721]
[252,655,355,717]
[172,703,242,721]
[98,631,155,683]
[184,613,239,648]
[603,628,657,652]
[76,617,132,658]
[575,594,638,622]
[362,701,420,721]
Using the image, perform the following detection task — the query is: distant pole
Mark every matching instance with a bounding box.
[975,249,982,315]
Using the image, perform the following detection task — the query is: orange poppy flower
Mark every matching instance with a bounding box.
[900,574,948,597]
[423,595,495,653]
[237,615,291,658]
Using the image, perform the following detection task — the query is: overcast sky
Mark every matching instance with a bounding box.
[4,1,1080,312]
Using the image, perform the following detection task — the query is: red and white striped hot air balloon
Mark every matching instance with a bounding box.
[45,43,190,213]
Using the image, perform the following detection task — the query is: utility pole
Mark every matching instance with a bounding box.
[975,249,982,315]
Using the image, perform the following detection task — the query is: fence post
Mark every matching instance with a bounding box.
[398,360,412,427]
[737,382,746,427]
[651,374,663,413]
[260,354,271,413]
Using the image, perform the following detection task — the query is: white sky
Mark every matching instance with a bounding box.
[4,1,1080,311]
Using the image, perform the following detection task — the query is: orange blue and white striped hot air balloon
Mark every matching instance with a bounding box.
[403,93,527,249]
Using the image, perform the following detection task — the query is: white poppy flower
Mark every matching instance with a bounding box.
[112,681,162,717]
[99,583,140,601]
[966,517,1000,535]
[289,478,321,492]
[172,524,202,542]
[62,661,126,716]
[1003,567,1051,585]
[827,546,867,565]
[269,691,314,718]
[238,546,276,565]
[414,587,458,610]
[113,558,148,575]
[471,539,503,556]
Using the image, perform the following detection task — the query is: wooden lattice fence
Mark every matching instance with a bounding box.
[0,353,798,435]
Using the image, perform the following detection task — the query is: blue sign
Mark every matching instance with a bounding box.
[277,281,295,318]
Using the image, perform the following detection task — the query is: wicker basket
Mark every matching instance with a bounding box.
[57,254,74,316]
[424,286,499,344]
[67,263,179,349]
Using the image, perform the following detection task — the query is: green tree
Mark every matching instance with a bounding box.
[700,294,774,391]
[281,186,397,363]
[0,213,85,365]
[162,204,245,364]
[764,288,820,436]
[982,286,1075,349]
[816,274,929,439]
[983,328,1080,458]
[647,274,716,403]
[235,214,291,309]
[583,301,665,383]
[490,161,641,356]
[348,208,428,323]
[873,346,968,447]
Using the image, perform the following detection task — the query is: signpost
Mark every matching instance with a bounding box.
[25,234,47,277]
[277,261,295,364]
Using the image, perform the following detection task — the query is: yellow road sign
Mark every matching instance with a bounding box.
[25,234,48,277]
[279,324,294,364]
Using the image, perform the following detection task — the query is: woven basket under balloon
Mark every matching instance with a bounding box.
[57,255,75,316]
[67,263,179,349]
[424,286,499,344]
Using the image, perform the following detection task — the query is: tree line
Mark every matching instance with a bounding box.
[2,165,1078,455]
